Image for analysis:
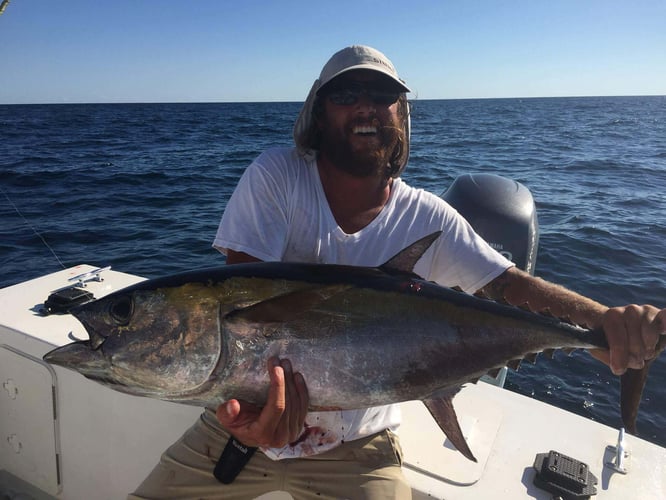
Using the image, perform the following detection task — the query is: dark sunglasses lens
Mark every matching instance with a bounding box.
[328,89,359,105]
[369,91,399,105]
[327,88,399,106]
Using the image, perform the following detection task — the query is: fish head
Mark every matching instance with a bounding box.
[44,284,224,398]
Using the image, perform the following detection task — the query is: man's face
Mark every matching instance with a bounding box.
[317,70,403,178]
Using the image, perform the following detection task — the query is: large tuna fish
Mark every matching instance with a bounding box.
[43,233,659,461]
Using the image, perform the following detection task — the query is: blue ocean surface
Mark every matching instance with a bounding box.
[1,97,665,447]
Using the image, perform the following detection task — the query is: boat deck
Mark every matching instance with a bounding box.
[1,266,664,499]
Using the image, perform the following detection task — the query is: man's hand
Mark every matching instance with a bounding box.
[215,357,309,448]
[480,269,666,376]
[589,305,666,375]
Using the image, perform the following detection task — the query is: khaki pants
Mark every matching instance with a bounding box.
[129,410,411,500]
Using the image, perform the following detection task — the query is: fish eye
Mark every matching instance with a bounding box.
[109,295,133,325]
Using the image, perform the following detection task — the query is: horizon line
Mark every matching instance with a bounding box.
[1,94,665,106]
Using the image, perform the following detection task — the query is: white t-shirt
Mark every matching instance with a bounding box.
[213,147,513,460]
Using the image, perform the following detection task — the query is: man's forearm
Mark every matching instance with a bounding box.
[479,267,608,329]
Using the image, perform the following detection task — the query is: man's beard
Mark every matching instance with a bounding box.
[319,117,402,178]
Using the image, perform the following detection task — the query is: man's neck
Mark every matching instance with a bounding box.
[317,156,393,234]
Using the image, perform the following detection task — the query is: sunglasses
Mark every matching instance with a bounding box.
[324,84,401,107]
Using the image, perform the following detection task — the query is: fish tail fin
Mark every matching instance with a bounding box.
[620,335,666,435]
[620,365,649,434]
[423,387,477,462]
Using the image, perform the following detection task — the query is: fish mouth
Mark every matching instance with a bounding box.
[44,340,119,383]
[69,305,110,349]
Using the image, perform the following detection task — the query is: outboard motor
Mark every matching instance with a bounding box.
[442,173,539,275]
[442,173,539,387]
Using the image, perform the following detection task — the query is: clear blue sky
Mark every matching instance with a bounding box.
[1,0,664,104]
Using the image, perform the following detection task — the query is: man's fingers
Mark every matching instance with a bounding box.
[216,399,241,426]
[294,371,309,435]
[214,357,309,449]
[599,305,666,375]
[623,305,647,369]
[250,357,286,447]
[280,359,301,443]
[655,309,666,335]
[603,308,630,375]
[642,306,664,358]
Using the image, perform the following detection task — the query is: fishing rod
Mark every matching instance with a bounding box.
[1,185,67,270]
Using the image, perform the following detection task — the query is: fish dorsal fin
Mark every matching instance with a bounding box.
[226,284,351,323]
[423,386,477,462]
[380,231,442,276]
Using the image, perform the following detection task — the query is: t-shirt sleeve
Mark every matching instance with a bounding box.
[413,195,515,293]
[213,152,291,261]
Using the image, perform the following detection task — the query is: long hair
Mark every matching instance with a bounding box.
[294,92,411,178]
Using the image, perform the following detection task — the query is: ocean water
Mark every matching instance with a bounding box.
[1,97,665,447]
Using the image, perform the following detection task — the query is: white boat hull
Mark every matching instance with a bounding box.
[1,266,664,499]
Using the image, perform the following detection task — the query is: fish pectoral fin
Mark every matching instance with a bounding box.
[423,388,477,462]
[226,284,352,323]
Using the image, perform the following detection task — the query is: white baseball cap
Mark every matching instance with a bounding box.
[317,45,411,93]
[294,45,411,165]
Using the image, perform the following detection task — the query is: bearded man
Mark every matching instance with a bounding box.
[131,45,665,500]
